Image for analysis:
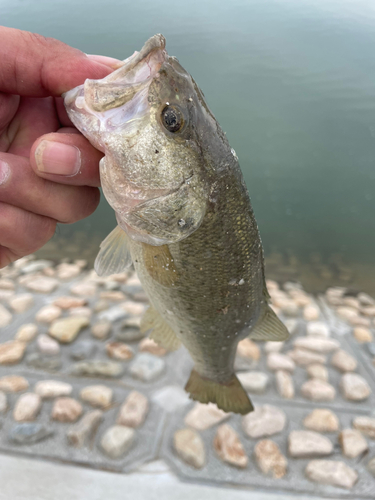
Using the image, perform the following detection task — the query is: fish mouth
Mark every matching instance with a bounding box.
[64,34,166,147]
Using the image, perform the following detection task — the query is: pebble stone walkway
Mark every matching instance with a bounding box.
[0,255,374,498]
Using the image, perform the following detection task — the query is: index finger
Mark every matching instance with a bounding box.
[0,26,118,97]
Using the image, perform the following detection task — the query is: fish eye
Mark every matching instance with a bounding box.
[161,105,184,133]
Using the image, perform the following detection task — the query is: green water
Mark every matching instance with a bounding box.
[2,0,375,286]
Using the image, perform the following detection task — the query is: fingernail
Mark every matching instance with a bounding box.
[0,160,10,185]
[86,54,124,69]
[35,141,81,176]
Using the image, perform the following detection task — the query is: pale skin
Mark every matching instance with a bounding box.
[0,26,122,268]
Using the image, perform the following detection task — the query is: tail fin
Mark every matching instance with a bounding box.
[185,369,253,415]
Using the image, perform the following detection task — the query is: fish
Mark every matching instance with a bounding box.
[64,34,289,415]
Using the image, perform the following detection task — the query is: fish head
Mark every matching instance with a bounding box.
[64,34,222,245]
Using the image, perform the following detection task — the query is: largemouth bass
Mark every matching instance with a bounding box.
[64,34,288,414]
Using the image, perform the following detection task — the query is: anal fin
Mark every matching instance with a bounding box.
[185,369,253,415]
[94,225,132,277]
[140,306,181,351]
[249,304,289,341]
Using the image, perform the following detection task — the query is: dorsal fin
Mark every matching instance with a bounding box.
[140,306,181,351]
[94,225,132,276]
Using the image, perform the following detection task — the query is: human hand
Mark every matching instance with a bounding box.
[0,26,121,268]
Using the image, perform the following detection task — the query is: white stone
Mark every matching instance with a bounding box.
[275,370,294,399]
[21,260,53,274]
[97,306,127,322]
[91,320,112,339]
[242,405,286,438]
[8,294,34,313]
[15,323,38,342]
[101,425,135,459]
[173,428,205,469]
[339,429,368,458]
[26,277,59,293]
[331,349,357,372]
[0,279,15,290]
[340,373,371,401]
[306,321,330,337]
[35,380,73,399]
[264,341,284,353]
[237,371,269,394]
[0,303,12,327]
[289,430,333,458]
[69,306,92,318]
[303,409,339,432]
[80,385,113,409]
[36,334,60,355]
[293,337,339,353]
[184,402,230,430]
[267,353,295,372]
[301,379,336,401]
[129,353,165,382]
[35,305,62,323]
[305,460,358,489]
[13,393,42,421]
[358,293,374,306]
[306,364,329,382]
[49,316,90,343]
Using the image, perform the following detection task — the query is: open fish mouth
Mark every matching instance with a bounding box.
[63,34,166,149]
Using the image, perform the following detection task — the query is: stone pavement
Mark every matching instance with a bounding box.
[0,257,375,498]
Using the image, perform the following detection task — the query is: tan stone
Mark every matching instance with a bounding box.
[288,348,326,366]
[51,397,83,422]
[254,439,287,478]
[303,305,320,321]
[339,429,368,458]
[331,350,357,372]
[15,324,38,342]
[8,293,34,313]
[56,263,81,280]
[13,393,42,421]
[184,403,230,431]
[80,385,113,409]
[67,410,103,448]
[0,375,29,392]
[121,300,146,316]
[303,409,339,432]
[213,424,248,468]
[242,405,286,438]
[117,391,149,428]
[0,341,26,364]
[101,425,135,459]
[336,306,359,323]
[26,277,59,293]
[99,291,126,301]
[139,338,167,357]
[70,281,97,296]
[106,341,134,360]
[352,416,375,438]
[293,337,339,353]
[53,296,87,309]
[275,370,294,399]
[353,327,372,343]
[49,316,90,343]
[173,428,205,469]
[237,338,261,360]
[91,320,112,339]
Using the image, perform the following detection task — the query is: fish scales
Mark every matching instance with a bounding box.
[64,34,288,414]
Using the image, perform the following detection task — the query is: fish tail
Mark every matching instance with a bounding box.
[185,369,253,415]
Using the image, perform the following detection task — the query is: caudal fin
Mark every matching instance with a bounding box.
[185,369,253,415]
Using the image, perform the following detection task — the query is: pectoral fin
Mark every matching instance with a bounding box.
[249,304,289,341]
[94,225,132,276]
[140,306,181,351]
